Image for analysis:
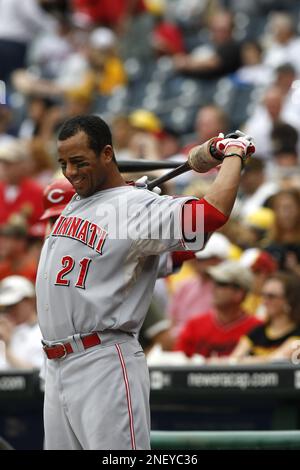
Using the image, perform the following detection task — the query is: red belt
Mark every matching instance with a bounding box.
[43,332,101,360]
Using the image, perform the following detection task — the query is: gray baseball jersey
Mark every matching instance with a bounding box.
[36,185,196,450]
[37,186,195,341]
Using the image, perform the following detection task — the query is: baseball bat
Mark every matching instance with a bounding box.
[147,161,190,190]
[117,160,184,172]
[147,132,244,190]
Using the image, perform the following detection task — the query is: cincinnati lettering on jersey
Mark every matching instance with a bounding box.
[51,215,107,254]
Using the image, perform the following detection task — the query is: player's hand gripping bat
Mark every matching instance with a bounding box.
[147,131,255,191]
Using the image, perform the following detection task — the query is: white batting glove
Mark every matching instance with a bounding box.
[214,130,255,166]
[135,176,162,194]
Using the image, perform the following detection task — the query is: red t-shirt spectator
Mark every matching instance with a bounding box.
[0,258,37,283]
[175,310,261,357]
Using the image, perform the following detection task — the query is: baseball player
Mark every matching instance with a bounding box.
[36,115,254,450]
[39,178,190,358]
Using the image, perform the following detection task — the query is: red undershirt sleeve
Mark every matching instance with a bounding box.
[182,197,228,234]
[170,199,228,268]
[176,197,229,252]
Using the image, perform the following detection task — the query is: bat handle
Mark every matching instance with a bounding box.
[147,161,191,190]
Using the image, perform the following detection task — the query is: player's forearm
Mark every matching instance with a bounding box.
[204,156,243,216]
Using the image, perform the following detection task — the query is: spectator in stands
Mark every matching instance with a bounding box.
[271,155,300,190]
[228,272,300,362]
[28,15,75,80]
[72,27,127,97]
[271,121,298,164]
[167,0,219,27]
[195,105,229,144]
[236,157,278,219]
[0,0,57,84]
[174,260,261,358]
[0,275,43,370]
[167,232,230,339]
[27,138,55,187]
[274,63,296,96]
[265,189,300,274]
[72,0,146,32]
[13,27,127,101]
[239,248,278,318]
[182,105,229,156]
[234,40,273,87]
[157,128,182,162]
[128,108,162,137]
[244,85,285,158]
[0,223,38,282]
[245,63,300,157]
[173,11,242,79]
[127,109,162,160]
[151,21,185,57]
[18,96,58,139]
[269,123,299,182]
[24,92,93,147]
[111,115,135,161]
[272,65,300,137]
[0,140,44,228]
[238,207,275,249]
[112,113,178,163]
[263,12,300,74]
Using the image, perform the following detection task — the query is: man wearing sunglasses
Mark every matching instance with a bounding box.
[174,260,261,358]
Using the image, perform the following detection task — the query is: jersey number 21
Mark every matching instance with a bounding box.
[55,256,92,289]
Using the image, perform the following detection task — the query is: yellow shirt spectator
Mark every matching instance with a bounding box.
[66,56,127,101]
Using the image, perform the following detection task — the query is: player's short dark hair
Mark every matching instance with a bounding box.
[58,115,116,161]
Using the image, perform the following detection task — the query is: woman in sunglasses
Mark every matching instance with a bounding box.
[229,272,300,362]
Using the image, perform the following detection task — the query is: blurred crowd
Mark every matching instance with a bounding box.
[1,0,300,371]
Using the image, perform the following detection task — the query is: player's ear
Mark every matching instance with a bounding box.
[101,145,114,164]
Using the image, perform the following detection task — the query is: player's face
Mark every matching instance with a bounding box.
[57,131,113,197]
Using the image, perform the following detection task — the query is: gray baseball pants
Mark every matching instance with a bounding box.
[43,331,150,450]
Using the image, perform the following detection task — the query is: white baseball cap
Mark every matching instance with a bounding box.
[195,233,231,260]
[0,140,27,163]
[206,260,253,291]
[0,276,35,307]
[89,28,116,49]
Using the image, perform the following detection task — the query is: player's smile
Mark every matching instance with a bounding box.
[70,176,86,191]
